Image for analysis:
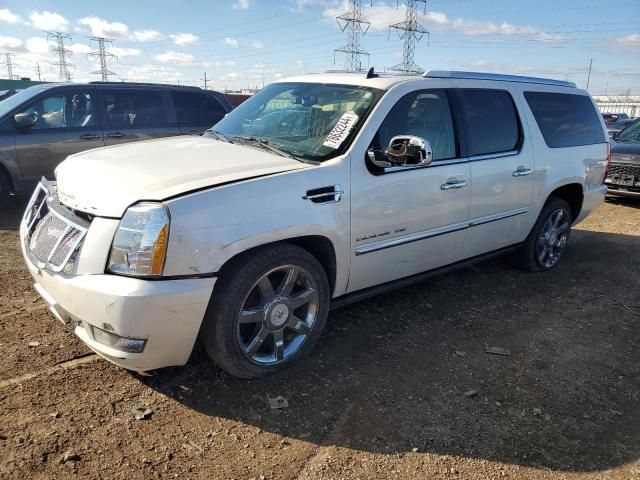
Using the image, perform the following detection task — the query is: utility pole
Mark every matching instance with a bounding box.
[88,37,117,81]
[47,32,73,82]
[201,72,209,89]
[36,61,42,81]
[586,58,593,91]
[389,0,429,73]
[334,0,372,72]
[0,53,18,79]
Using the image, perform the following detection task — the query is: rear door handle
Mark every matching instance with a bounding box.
[512,166,533,177]
[107,132,125,138]
[440,179,467,190]
[79,133,99,140]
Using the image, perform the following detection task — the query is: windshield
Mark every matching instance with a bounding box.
[0,84,53,118]
[212,82,382,161]
[615,118,640,142]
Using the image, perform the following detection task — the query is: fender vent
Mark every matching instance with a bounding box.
[303,185,343,204]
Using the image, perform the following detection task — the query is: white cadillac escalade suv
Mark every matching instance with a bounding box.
[20,70,609,378]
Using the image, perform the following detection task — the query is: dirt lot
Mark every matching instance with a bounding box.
[0,195,638,480]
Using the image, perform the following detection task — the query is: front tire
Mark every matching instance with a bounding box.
[201,243,330,379]
[515,197,572,272]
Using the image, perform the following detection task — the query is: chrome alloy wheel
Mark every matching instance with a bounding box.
[237,265,319,365]
[536,208,570,269]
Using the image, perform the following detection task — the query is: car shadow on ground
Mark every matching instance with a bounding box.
[0,196,27,230]
[140,229,640,473]
[606,193,640,209]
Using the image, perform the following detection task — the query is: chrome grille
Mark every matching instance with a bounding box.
[21,180,90,273]
[608,163,640,178]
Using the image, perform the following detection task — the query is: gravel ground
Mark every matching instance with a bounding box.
[0,195,638,480]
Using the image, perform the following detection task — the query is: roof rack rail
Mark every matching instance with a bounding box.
[423,70,576,88]
[88,81,202,89]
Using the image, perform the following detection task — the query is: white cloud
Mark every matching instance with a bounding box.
[29,11,69,32]
[232,0,252,9]
[224,37,239,48]
[125,63,185,83]
[252,40,266,49]
[68,43,92,55]
[170,32,199,47]
[226,61,237,67]
[0,8,21,24]
[133,29,160,42]
[154,50,194,64]
[0,36,24,52]
[78,17,130,38]
[111,47,141,57]
[26,37,49,54]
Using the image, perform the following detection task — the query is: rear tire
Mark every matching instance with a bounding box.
[201,243,330,379]
[0,170,11,209]
[514,197,572,272]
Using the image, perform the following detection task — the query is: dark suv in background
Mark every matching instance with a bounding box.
[607,118,640,197]
[0,82,232,206]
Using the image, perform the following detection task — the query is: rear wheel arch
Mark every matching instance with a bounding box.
[547,183,583,222]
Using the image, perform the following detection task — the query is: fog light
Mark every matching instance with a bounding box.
[91,326,146,353]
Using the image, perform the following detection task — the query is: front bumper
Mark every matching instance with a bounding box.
[23,257,215,371]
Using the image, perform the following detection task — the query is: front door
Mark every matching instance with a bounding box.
[456,88,535,258]
[348,87,471,293]
[99,89,180,146]
[13,88,103,188]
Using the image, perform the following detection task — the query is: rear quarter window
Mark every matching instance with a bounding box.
[524,91,606,148]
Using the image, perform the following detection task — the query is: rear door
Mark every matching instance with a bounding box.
[456,88,535,258]
[13,87,103,185]
[173,90,229,135]
[99,88,180,146]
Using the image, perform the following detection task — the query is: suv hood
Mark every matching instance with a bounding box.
[55,136,310,217]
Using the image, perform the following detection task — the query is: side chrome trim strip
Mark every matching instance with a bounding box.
[354,207,529,256]
[469,150,519,162]
[354,221,468,256]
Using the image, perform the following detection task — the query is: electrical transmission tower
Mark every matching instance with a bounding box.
[388,0,429,73]
[88,37,118,81]
[1,53,18,79]
[47,32,73,82]
[334,0,371,72]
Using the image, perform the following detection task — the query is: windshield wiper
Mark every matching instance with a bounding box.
[206,129,233,143]
[233,135,299,160]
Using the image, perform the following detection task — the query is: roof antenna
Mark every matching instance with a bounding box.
[366,66,378,79]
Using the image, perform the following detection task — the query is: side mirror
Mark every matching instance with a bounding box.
[14,112,36,129]
[367,135,433,169]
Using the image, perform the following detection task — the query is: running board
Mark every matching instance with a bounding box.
[330,244,522,311]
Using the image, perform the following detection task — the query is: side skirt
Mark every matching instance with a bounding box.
[330,244,522,311]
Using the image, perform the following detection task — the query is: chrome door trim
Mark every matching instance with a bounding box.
[354,221,469,256]
[468,207,529,227]
[469,150,519,162]
[354,207,529,256]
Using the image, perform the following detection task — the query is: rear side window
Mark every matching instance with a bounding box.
[173,91,227,126]
[102,90,168,129]
[460,89,520,157]
[524,92,606,148]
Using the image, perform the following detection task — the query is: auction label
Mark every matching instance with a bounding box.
[323,111,359,149]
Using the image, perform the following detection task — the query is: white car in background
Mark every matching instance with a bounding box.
[20,70,609,378]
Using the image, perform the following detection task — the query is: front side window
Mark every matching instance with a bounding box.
[213,82,382,161]
[616,119,640,142]
[102,90,168,129]
[524,91,606,148]
[372,89,457,161]
[19,91,94,129]
[460,89,520,156]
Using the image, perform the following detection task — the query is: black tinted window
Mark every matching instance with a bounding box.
[102,90,168,129]
[613,118,640,142]
[460,89,520,156]
[173,91,227,125]
[524,92,606,148]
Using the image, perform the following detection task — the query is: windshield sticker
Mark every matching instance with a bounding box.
[323,112,359,149]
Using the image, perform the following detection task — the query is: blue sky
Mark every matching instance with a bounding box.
[0,0,639,94]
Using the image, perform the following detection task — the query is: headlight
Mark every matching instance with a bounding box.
[108,202,170,277]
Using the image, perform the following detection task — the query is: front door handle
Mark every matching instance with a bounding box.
[79,133,99,140]
[512,166,533,177]
[440,179,467,190]
[107,132,125,138]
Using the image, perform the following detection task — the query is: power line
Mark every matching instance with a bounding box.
[88,36,118,81]
[47,32,73,82]
[0,52,18,79]
[388,0,429,73]
[334,0,372,72]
